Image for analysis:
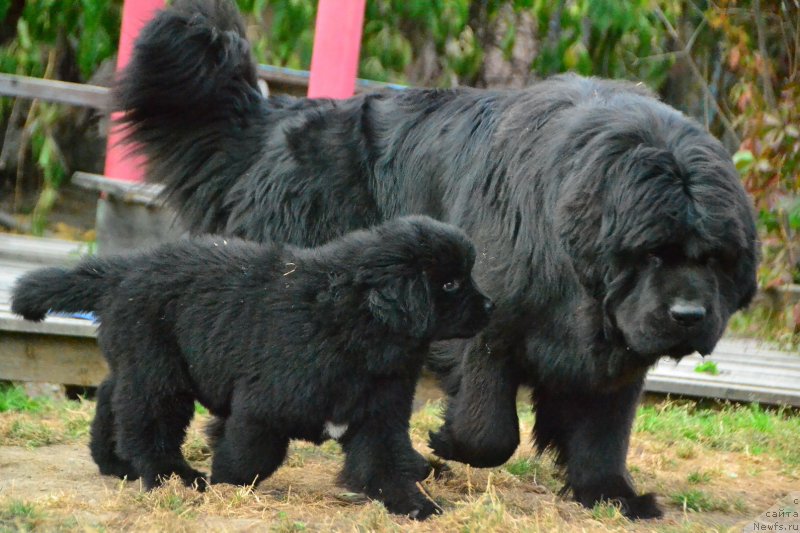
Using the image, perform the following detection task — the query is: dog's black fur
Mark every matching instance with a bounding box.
[12,216,493,520]
[113,0,760,519]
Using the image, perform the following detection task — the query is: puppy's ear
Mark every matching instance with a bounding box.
[368,274,433,338]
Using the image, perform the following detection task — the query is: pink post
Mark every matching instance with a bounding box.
[307,0,366,99]
[103,0,165,182]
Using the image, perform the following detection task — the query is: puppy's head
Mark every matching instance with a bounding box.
[356,216,494,340]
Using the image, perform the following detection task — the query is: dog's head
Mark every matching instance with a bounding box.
[555,96,758,363]
[354,216,494,340]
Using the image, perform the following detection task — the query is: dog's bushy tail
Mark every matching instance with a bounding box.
[114,0,263,233]
[11,259,117,321]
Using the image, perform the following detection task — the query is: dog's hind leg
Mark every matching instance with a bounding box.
[112,358,205,490]
[90,375,139,480]
[209,409,288,487]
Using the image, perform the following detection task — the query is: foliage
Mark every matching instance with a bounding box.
[0,0,121,235]
[236,1,682,87]
[0,383,48,413]
[532,0,679,86]
[708,1,800,288]
[236,0,315,71]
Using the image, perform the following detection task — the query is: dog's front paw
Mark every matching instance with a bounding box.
[572,482,663,520]
[428,426,516,468]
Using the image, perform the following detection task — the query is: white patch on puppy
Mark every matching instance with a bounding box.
[324,421,348,440]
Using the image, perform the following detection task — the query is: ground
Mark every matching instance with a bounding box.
[1,380,798,532]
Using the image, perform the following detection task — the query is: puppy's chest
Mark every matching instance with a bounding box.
[309,379,378,443]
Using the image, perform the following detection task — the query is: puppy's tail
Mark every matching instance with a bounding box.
[11,258,117,321]
[114,0,263,233]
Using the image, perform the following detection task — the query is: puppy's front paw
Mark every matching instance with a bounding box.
[427,428,455,460]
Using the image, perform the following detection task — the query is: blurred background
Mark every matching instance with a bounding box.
[0,0,797,339]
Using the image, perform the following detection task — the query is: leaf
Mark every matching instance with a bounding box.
[694,361,720,376]
[732,149,755,174]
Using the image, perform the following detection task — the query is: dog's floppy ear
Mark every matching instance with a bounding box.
[367,273,434,338]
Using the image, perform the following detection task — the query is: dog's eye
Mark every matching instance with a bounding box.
[443,280,461,292]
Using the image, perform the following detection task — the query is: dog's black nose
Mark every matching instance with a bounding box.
[483,298,495,314]
[669,301,706,325]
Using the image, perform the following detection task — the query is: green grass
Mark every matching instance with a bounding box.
[0,384,49,413]
[8,419,59,447]
[274,512,308,532]
[0,500,43,531]
[590,501,623,521]
[0,384,92,448]
[670,489,727,512]
[635,401,800,469]
[687,470,713,485]
[504,457,536,478]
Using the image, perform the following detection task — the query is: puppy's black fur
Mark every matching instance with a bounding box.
[12,216,493,520]
[113,0,760,519]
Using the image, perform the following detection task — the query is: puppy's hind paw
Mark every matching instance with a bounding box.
[379,483,443,520]
[618,493,663,520]
[180,468,209,492]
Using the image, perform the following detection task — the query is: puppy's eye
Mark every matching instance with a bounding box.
[647,253,663,268]
[443,280,461,292]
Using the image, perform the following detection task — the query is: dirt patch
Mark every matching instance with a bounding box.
[1,390,798,532]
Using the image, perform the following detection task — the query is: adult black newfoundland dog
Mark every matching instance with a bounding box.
[12,216,494,519]
[115,0,759,519]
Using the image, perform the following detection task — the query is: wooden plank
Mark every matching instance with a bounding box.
[0,73,110,108]
[645,374,800,406]
[0,234,87,266]
[0,331,106,386]
[0,307,97,338]
[714,338,799,358]
[0,67,404,113]
[72,171,164,204]
[257,64,405,93]
[645,343,800,406]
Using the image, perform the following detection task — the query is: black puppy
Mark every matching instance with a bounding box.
[11,215,493,519]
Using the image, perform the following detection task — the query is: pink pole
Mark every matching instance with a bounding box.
[307,0,366,99]
[103,0,164,182]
